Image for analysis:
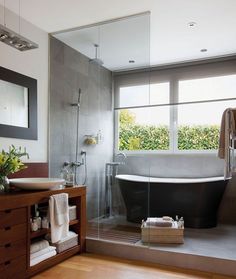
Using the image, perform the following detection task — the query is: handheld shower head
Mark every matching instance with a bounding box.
[71,88,82,107]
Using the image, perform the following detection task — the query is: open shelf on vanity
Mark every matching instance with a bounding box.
[30,219,79,239]
[28,245,81,277]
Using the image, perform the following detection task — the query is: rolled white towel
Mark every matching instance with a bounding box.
[146,217,173,227]
[30,239,49,254]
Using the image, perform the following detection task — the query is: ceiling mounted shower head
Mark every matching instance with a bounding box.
[89,43,104,65]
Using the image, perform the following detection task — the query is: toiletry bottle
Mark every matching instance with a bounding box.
[42,216,49,229]
[31,218,38,232]
[60,166,69,183]
[97,130,102,144]
[35,211,41,229]
[179,217,184,228]
[66,168,75,186]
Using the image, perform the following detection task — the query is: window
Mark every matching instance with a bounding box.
[115,63,236,152]
[177,75,236,151]
[118,83,170,151]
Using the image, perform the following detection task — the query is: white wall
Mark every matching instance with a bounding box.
[0,6,48,162]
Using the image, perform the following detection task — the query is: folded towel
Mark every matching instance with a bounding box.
[30,239,49,254]
[57,231,78,243]
[45,231,77,244]
[30,246,56,260]
[30,249,57,267]
[146,217,173,227]
[49,193,69,243]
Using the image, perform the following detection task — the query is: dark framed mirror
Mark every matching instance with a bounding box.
[0,66,37,140]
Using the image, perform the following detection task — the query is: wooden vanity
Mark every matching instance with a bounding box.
[0,186,86,278]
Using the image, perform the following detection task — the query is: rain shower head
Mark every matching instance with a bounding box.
[89,44,104,66]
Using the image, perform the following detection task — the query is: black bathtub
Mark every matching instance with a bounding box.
[116,174,228,228]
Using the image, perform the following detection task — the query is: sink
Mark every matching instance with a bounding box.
[9,178,65,190]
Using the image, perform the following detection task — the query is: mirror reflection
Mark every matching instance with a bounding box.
[0,79,28,128]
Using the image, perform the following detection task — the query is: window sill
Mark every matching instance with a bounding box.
[116,150,218,156]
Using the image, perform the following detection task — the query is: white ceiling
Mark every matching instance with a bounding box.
[53,14,150,71]
[4,0,236,69]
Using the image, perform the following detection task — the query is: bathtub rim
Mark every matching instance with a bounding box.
[115,174,229,184]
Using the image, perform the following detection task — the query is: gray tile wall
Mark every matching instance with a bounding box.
[49,37,113,219]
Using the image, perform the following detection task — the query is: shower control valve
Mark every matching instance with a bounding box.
[71,161,83,167]
[81,150,86,155]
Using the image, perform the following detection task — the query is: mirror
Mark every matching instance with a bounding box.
[0,80,28,128]
[0,66,37,140]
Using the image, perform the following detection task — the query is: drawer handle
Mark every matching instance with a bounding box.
[5,209,11,214]
[5,243,11,248]
[4,226,11,231]
[4,261,11,266]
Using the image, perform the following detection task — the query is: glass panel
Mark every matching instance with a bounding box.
[98,13,151,245]
[52,24,102,240]
[177,100,236,150]
[179,74,236,103]
[118,106,170,151]
[53,13,150,247]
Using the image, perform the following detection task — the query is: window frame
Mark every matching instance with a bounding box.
[114,60,236,154]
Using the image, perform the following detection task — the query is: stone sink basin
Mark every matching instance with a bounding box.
[9,178,65,190]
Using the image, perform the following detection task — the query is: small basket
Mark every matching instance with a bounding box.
[69,205,77,221]
[141,221,184,244]
[53,234,78,253]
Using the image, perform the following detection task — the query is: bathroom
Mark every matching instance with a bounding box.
[1,1,236,278]
[49,12,236,274]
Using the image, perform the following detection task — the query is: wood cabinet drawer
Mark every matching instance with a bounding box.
[0,223,26,245]
[0,238,27,264]
[0,207,27,229]
[0,254,26,279]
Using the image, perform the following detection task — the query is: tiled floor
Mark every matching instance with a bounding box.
[87,215,236,261]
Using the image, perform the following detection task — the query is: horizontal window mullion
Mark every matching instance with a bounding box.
[114,97,236,110]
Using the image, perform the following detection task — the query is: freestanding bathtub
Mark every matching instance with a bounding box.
[116,174,228,228]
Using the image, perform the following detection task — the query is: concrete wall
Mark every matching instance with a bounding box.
[118,153,236,224]
[49,37,113,219]
[0,6,48,162]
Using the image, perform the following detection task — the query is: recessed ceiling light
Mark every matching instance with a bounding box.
[188,22,197,27]
[129,60,135,63]
[200,48,208,52]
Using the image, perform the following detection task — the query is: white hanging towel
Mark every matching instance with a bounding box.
[49,193,69,243]
[218,108,236,179]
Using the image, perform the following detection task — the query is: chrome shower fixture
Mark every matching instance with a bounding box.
[0,24,38,51]
[90,43,104,65]
[71,88,82,107]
